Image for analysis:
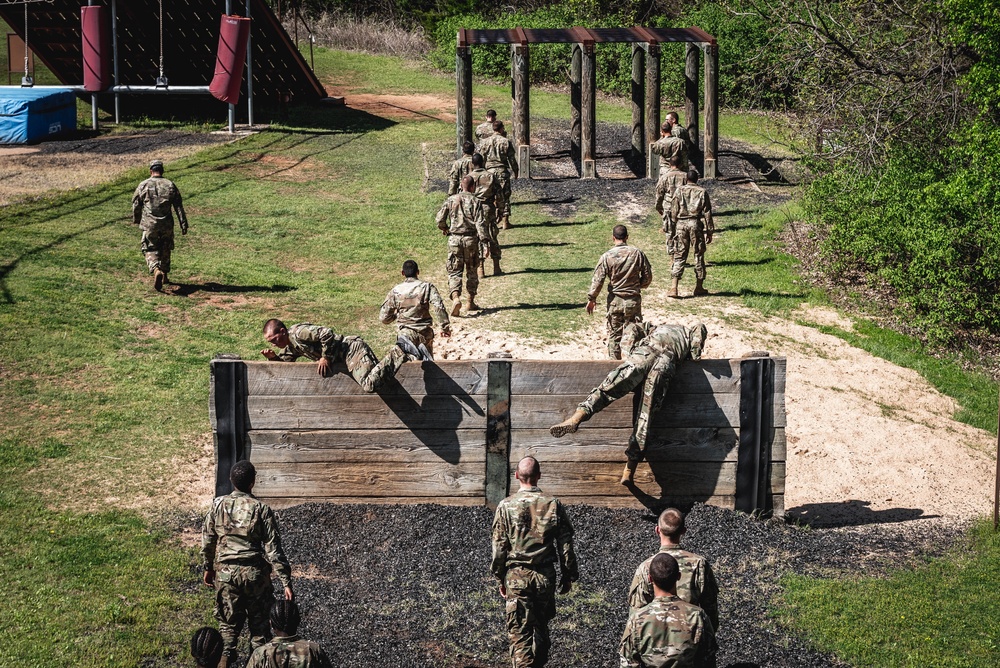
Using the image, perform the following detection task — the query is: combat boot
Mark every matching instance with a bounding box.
[620,459,639,485]
[693,279,708,296]
[450,291,462,317]
[549,408,589,437]
[501,216,512,230]
[493,257,503,275]
[477,264,486,279]
[153,268,165,292]
[667,277,680,298]
[467,295,481,311]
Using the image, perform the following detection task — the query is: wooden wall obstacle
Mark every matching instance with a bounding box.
[210,356,784,514]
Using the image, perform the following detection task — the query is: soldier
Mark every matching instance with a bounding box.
[475,109,497,146]
[669,170,714,298]
[619,553,718,668]
[469,153,503,277]
[650,121,688,174]
[436,174,490,316]
[492,456,579,668]
[448,141,476,195]
[628,508,719,630]
[586,225,653,360]
[261,319,425,393]
[480,120,518,229]
[246,600,334,668]
[131,158,188,291]
[202,461,294,667]
[379,259,451,358]
[550,322,707,484]
[655,155,687,255]
[190,627,224,668]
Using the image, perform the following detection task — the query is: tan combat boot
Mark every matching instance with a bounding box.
[153,268,165,292]
[493,257,503,275]
[667,277,680,298]
[450,291,462,317]
[549,408,588,437]
[620,459,639,485]
[501,216,512,229]
[477,264,486,279]
[467,295,481,311]
[693,279,708,296]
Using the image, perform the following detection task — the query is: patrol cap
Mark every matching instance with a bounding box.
[149,159,164,171]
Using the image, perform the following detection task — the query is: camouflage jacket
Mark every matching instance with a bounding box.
[650,136,687,170]
[491,486,579,582]
[436,192,489,239]
[379,278,450,334]
[448,155,474,195]
[132,176,187,231]
[671,124,691,148]
[656,169,688,224]
[274,323,347,363]
[671,184,714,233]
[481,133,517,175]
[631,324,697,362]
[246,634,334,668]
[201,491,292,588]
[628,546,719,629]
[475,121,495,145]
[588,244,653,301]
[469,168,497,208]
[619,595,717,668]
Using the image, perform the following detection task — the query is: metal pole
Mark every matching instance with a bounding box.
[226,0,234,133]
[112,0,120,123]
[245,0,253,127]
[88,0,97,131]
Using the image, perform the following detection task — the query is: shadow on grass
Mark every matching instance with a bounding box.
[169,282,297,297]
[504,242,572,249]
[520,220,589,228]
[501,267,592,276]
[711,288,805,299]
[709,258,775,267]
[476,301,580,315]
[713,209,757,218]
[513,195,578,206]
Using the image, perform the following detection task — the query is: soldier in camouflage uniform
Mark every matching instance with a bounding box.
[131,158,188,291]
[475,109,497,147]
[379,259,451,358]
[436,175,490,316]
[665,112,696,174]
[669,171,714,298]
[448,141,476,196]
[492,456,579,668]
[202,461,294,666]
[586,225,653,360]
[246,600,333,668]
[261,319,422,392]
[628,508,719,630]
[550,322,708,484]
[655,156,687,255]
[650,121,688,174]
[469,153,503,277]
[619,553,717,668]
[480,120,518,229]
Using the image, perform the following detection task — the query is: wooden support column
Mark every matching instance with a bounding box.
[644,42,661,179]
[485,355,513,509]
[570,44,582,163]
[735,355,774,515]
[456,39,473,155]
[704,42,719,178]
[631,44,645,162]
[685,42,700,169]
[210,356,249,497]
[512,42,530,179]
[580,41,596,179]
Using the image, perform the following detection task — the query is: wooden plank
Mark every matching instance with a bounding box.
[510,393,749,429]
[509,359,743,395]
[246,395,488,430]
[703,43,718,178]
[560,494,784,513]
[522,462,785,498]
[581,43,596,177]
[244,361,488,396]
[684,42,700,149]
[512,44,530,151]
[263,496,485,509]
[252,462,485,498]
[456,45,473,153]
[644,42,661,155]
[631,44,645,160]
[486,360,513,509]
[248,430,485,464]
[570,44,581,162]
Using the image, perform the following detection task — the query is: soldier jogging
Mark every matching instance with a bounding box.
[131,158,188,291]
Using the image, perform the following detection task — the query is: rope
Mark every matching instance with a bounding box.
[158,0,164,78]
[23,2,28,77]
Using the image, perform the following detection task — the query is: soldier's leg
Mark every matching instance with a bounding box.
[245,572,276,651]
[447,241,464,316]
[419,328,435,356]
[504,568,536,668]
[464,236,481,310]
[343,336,408,393]
[501,172,513,221]
[213,577,246,659]
[693,229,708,296]
[606,295,626,360]
[532,573,557,668]
[622,354,677,484]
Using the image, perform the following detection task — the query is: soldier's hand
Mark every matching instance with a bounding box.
[284,586,294,601]
[585,299,596,315]
[261,349,278,360]
[558,577,572,595]
[203,569,215,587]
[498,584,507,599]
[316,358,332,377]
[442,229,450,236]
[706,233,713,244]
[180,222,188,235]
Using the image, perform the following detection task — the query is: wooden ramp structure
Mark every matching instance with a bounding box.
[210,356,785,514]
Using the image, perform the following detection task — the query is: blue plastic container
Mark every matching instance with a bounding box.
[0,87,76,144]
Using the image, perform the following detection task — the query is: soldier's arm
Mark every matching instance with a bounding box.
[703,191,715,235]
[694,612,719,668]
[618,618,642,668]
[435,200,451,234]
[172,186,188,231]
[379,290,398,325]
[701,560,720,630]
[427,284,451,333]
[274,346,299,362]
[472,200,490,242]
[304,325,340,361]
[314,647,335,668]
[670,191,681,225]
[489,506,510,581]
[507,143,518,179]
[555,501,579,583]
[639,252,653,289]
[626,562,653,611]
[587,257,607,303]
[447,161,460,196]
[131,184,144,225]
[200,505,218,584]
[261,506,293,590]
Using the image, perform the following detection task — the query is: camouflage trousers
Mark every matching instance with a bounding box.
[606,294,642,360]
[671,220,706,280]
[446,234,480,297]
[578,346,679,461]
[213,563,275,658]
[344,336,408,393]
[489,168,512,219]
[484,205,503,261]
[504,566,556,668]
[397,326,435,355]
[140,225,174,274]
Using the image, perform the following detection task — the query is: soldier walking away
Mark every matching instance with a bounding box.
[190,627,224,668]
[619,553,718,668]
[448,141,476,195]
[669,171,714,298]
[492,456,579,668]
[436,175,490,316]
[261,319,425,393]
[475,109,498,146]
[202,461,294,667]
[650,121,688,174]
[246,600,334,668]
[131,158,188,291]
[379,259,450,359]
[550,322,707,484]
[480,120,518,229]
[469,153,503,277]
[586,225,653,360]
[628,508,719,630]
[655,156,687,255]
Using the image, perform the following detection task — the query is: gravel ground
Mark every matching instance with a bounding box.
[253,502,968,668]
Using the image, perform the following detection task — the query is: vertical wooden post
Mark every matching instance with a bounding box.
[512,43,530,178]
[456,40,473,156]
[644,42,660,179]
[570,44,582,163]
[736,355,774,515]
[703,42,719,178]
[210,356,249,497]
[685,42,700,166]
[580,42,596,179]
[631,44,645,163]
[486,355,513,509]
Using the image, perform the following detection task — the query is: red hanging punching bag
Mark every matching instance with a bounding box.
[209,14,250,104]
[81,5,110,92]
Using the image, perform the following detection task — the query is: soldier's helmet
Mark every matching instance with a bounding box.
[149,159,164,172]
[687,322,708,360]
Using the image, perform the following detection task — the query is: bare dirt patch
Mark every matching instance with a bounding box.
[325,85,456,122]
[224,153,323,182]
